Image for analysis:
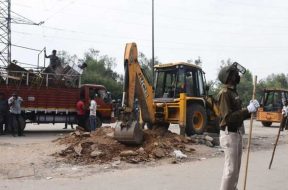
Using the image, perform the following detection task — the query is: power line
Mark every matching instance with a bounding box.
[43,0,78,22]
[12,29,288,51]
[12,44,42,51]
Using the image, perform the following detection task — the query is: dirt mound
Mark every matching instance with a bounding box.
[54,126,197,165]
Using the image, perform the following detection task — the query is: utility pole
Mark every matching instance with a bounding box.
[0,0,43,67]
[0,0,11,66]
[7,0,11,65]
[152,0,155,83]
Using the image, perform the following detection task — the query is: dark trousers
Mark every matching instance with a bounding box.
[0,114,7,134]
[77,115,85,128]
[9,113,23,136]
[280,116,288,130]
[89,115,97,131]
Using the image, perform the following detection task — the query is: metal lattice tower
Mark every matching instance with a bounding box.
[0,0,11,67]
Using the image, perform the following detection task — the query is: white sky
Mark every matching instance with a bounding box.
[9,0,288,81]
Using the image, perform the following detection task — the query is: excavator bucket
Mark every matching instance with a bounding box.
[114,121,144,145]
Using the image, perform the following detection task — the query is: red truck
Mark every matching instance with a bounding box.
[0,63,115,130]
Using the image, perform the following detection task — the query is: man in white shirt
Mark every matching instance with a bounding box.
[89,94,97,131]
[8,92,24,137]
[281,100,288,131]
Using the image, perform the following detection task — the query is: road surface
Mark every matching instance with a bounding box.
[0,121,287,190]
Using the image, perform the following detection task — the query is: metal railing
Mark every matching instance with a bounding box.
[0,69,81,88]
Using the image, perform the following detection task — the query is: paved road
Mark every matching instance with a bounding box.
[1,121,287,190]
[1,144,288,190]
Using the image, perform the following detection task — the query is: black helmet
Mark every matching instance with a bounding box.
[218,62,246,84]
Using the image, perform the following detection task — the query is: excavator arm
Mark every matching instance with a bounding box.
[114,43,155,144]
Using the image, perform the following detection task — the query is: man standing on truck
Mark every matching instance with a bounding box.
[0,93,8,135]
[8,92,24,137]
[89,94,97,131]
[44,49,60,70]
[76,97,86,129]
[217,62,259,190]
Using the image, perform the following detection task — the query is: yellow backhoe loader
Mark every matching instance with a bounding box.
[114,42,220,144]
[256,88,288,127]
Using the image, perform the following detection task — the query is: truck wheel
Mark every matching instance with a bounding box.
[9,116,26,131]
[85,118,91,132]
[186,104,207,136]
[96,116,102,128]
[19,116,26,131]
[262,121,272,127]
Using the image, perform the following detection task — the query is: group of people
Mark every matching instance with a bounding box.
[76,94,98,132]
[0,92,24,137]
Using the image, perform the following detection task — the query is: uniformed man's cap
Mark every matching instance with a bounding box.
[218,62,246,84]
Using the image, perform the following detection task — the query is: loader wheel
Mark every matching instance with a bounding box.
[140,122,153,130]
[186,104,207,136]
[262,121,272,127]
[145,122,169,130]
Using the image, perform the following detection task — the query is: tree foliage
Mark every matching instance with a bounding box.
[138,52,160,85]
[60,49,288,106]
[81,49,123,99]
[59,49,123,99]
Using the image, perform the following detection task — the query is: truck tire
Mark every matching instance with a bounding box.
[262,121,272,127]
[85,116,103,131]
[19,116,26,131]
[186,104,207,136]
[9,115,26,131]
[96,116,102,128]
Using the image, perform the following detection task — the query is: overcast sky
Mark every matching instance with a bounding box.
[9,0,288,81]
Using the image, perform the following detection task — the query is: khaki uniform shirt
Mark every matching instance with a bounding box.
[217,85,250,131]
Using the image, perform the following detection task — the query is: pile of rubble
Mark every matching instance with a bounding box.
[54,126,219,165]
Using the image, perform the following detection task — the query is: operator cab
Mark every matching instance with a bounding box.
[154,62,207,100]
[260,89,288,112]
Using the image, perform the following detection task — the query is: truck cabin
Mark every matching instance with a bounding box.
[80,84,112,105]
[260,89,288,112]
[154,62,207,99]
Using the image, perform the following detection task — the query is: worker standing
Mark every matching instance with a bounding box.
[76,96,86,129]
[0,93,8,135]
[8,92,24,137]
[217,62,259,190]
[89,94,97,131]
[281,100,288,131]
[44,49,60,70]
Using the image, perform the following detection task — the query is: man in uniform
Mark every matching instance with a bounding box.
[217,62,259,190]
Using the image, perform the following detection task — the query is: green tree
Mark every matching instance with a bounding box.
[80,49,123,99]
[138,52,160,85]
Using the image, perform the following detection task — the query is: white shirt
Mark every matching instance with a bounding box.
[282,105,288,117]
[89,99,97,116]
[8,96,23,114]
